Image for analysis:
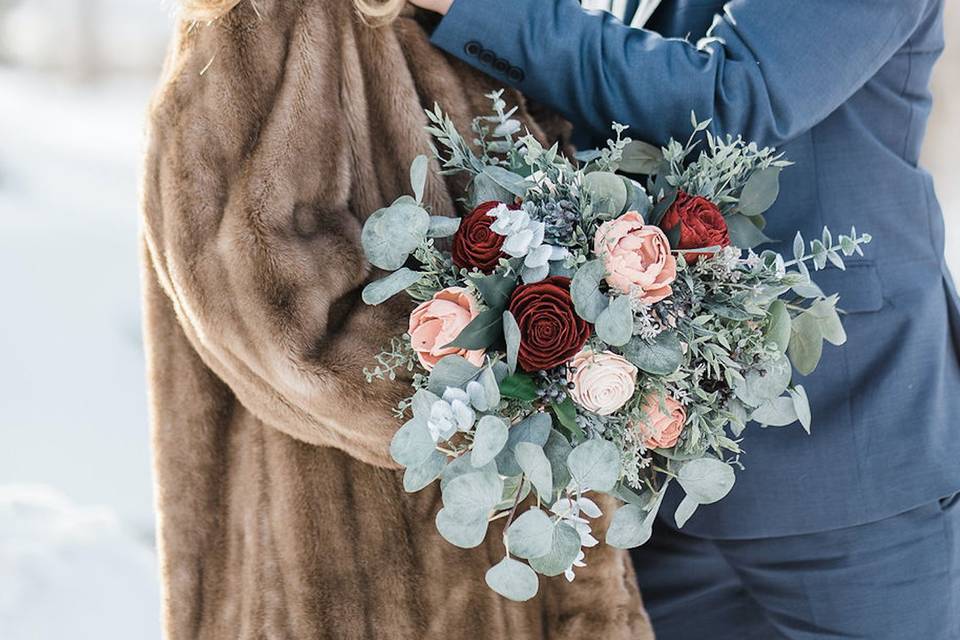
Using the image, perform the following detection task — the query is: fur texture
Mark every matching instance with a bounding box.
[141,2,652,637]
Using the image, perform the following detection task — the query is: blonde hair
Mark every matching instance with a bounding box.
[180,0,405,23]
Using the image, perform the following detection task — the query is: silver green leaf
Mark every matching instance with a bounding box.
[442,467,503,521]
[361,268,424,306]
[595,294,633,347]
[495,413,552,477]
[471,415,510,468]
[806,296,846,346]
[674,495,699,528]
[570,260,610,323]
[765,300,791,353]
[411,389,441,420]
[485,557,539,602]
[752,396,799,427]
[622,331,683,376]
[789,385,812,433]
[619,140,664,175]
[506,508,555,559]
[503,310,521,374]
[435,508,489,549]
[726,213,774,249]
[584,171,628,216]
[528,521,580,577]
[677,458,736,505]
[734,353,791,408]
[566,439,620,492]
[389,416,435,467]
[542,430,573,496]
[478,366,501,409]
[483,165,531,198]
[361,202,430,270]
[427,355,482,395]
[514,442,554,501]
[788,312,824,376]
[738,167,782,216]
[402,449,447,493]
[410,154,429,203]
[427,216,461,238]
[606,503,653,549]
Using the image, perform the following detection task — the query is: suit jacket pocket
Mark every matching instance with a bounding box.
[810,261,884,314]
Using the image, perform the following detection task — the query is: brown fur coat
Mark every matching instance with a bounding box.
[141,2,652,637]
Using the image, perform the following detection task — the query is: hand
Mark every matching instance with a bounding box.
[408,0,453,15]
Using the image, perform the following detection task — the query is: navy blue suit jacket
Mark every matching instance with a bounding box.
[431,0,960,537]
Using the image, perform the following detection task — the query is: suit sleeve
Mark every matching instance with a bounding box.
[431,0,930,147]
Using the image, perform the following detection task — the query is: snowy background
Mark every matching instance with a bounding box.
[0,1,958,638]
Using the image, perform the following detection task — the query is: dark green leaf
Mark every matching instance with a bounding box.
[499,372,538,401]
[444,307,504,350]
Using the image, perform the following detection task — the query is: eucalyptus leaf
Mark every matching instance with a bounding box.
[403,450,447,493]
[495,413,552,477]
[734,353,791,407]
[765,300,791,353]
[622,176,652,217]
[410,154,428,203]
[470,272,518,309]
[622,331,683,376]
[584,171,629,216]
[726,213,773,250]
[807,297,846,346]
[595,295,633,347]
[738,167,782,216]
[483,165,531,198]
[428,355,482,395]
[542,430,573,496]
[411,389,441,420]
[361,202,430,270]
[674,495,699,528]
[389,416,435,467]
[677,458,735,504]
[361,268,424,306]
[485,557,539,602]
[619,140,664,175]
[442,467,504,520]
[752,396,799,427]
[472,415,510,468]
[605,503,653,549]
[570,260,610,323]
[427,216,460,238]
[435,508,489,549]
[506,509,555,559]
[478,366,501,409]
[789,385,812,433]
[788,312,824,376]
[503,310,521,373]
[515,442,554,501]
[470,171,514,207]
[529,522,580,577]
[566,439,620,492]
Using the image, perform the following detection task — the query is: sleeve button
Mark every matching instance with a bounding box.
[479,49,496,65]
[507,66,526,82]
[464,41,482,56]
[493,58,510,73]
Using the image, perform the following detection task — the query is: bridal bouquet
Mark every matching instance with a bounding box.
[360,92,870,601]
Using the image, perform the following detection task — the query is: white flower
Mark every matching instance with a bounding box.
[487,204,568,283]
[427,387,476,442]
[550,494,604,580]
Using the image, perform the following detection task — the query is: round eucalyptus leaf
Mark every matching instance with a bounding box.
[738,166,782,217]
[402,450,447,493]
[442,468,503,520]
[584,171,628,216]
[485,557,539,602]
[788,312,824,376]
[389,416,435,467]
[427,355,482,395]
[619,140,664,175]
[506,508,555,559]
[605,503,652,549]
[411,389,442,420]
[528,521,580,577]
[566,439,620,492]
[514,442,553,502]
[471,415,510,468]
[361,268,424,306]
[495,413,553,477]
[542,430,573,496]
[621,331,683,375]
[427,216,461,238]
[751,396,799,427]
[734,352,791,407]
[570,260,610,323]
[677,458,736,505]
[441,456,496,491]
[765,300,791,353]
[361,202,430,271]
[478,366,501,409]
[435,508,489,549]
[595,295,633,347]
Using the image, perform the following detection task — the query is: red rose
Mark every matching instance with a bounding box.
[508,276,591,372]
[452,201,513,273]
[660,191,731,264]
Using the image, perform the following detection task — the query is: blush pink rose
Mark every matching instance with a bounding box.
[637,394,687,449]
[408,287,485,370]
[594,211,677,304]
[567,349,638,416]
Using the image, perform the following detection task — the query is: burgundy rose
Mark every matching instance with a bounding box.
[507,276,592,372]
[452,201,514,273]
[660,191,731,264]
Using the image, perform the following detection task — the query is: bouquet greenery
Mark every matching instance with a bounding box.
[360,92,870,601]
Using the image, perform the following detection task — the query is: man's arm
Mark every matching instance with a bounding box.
[428,0,929,147]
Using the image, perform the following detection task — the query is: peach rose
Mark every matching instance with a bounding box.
[594,211,677,304]
[408,287,485,370]
[637,394,687,449]
[567,349,638,416]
